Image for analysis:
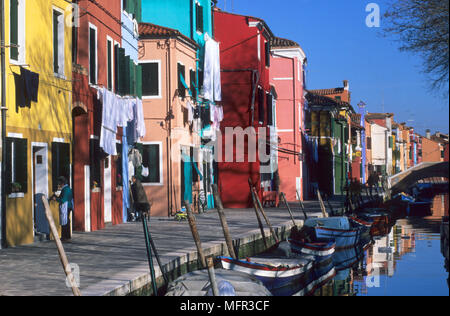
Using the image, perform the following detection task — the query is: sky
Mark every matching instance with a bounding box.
[215,0,449,136]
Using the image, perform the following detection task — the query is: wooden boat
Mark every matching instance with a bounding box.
[332,235,373,271]
[219,255,316,296]
[303,217,367,249]
[288,239,336,258]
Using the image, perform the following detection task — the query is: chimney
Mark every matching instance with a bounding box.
[426,129,431,139]
[343,80,349,91]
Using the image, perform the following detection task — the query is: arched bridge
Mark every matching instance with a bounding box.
[388,162,449,196]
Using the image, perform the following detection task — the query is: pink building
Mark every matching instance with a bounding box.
[138,23,201,217]
[269,37,307,201]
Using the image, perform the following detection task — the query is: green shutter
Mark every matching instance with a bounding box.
[136,64,142,99]
[10,0,19,60]
[53,11,60,74]
[52,143,71,192]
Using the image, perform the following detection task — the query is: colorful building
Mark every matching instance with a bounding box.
[2,0,73,246]
[306,91,353,196]
[421,130,445,163]
[213,9,275,208]
[141,0,219,210]
[138,22,202,216]
[269,36,307,201]
[366,113,394,177]
[72,0,143,232]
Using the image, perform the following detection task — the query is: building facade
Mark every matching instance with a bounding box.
[213,9,275,208]
[72,0,143,232]
[3,0,72,246]
[138,22,202,216]
[269,37,307,201]
[141,0,219,210]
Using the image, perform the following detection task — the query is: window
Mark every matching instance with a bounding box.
[266,93,273,126]
[53,9,64,76]
[52,142,70,192]
[335,96,342,101]
[258,87,265,125]
[141,143,162,185]
[265,42,270,67]
[90,138,102,189]
[5,137,28,194]
[107,38,114,90]
[141,61,160,97]
[196,3,204,33]
[89,24,98,85]
[116,143,123,187]
[178,63,186,99]
[366,137,372,150]
[10,0,25,63]
[190,69,197,100]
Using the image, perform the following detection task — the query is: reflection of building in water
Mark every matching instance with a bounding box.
[394,220,416,257]
[313,270,356,296]
[367,230,396,277]
[427,194,449,219]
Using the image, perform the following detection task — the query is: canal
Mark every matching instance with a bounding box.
[312,194,449,296]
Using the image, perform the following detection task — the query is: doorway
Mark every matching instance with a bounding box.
[32,144,49,238]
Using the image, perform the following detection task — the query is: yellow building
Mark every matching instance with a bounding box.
[3,0,73,246]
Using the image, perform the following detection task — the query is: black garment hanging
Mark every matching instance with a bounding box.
[14,66,39,112]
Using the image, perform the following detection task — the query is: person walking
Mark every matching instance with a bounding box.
[131,175,151,220]
[52,176,74,242]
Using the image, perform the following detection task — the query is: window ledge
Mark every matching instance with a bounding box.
[142,183,164,187]
[8,193,25,199]
[91,188,101,193]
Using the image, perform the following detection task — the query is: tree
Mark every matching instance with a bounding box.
[383,0,449,93]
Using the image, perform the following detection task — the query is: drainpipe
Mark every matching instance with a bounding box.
[1,0,7,248]
[166,39,174,217]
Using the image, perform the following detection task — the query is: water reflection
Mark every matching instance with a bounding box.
[312,194,449,296]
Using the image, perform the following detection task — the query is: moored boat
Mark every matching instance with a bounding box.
[303,217,367,249]
[288,239,336,258]
[219,255,316,296]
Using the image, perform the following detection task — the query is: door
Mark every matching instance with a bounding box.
[33,145,49,236]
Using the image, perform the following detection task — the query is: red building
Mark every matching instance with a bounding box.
[72,1,142,231]
[214,9,275,208]
[269,37,307,201]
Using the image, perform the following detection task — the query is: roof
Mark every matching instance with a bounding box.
[366,113,394,119]
[139,23,199,48]
[270,36,300,49]
[309,88,345,96]
[306,91,352,109]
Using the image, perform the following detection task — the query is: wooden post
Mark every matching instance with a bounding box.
[185,201,207,268]
[316,189,329,218]
[42,196,81,296]
[206,256,219,296]
[280,192,297,227]
[212,184,237,259]
[142,214,159,296]
[249,179,279,244]
[296,190,308,219]
[250,185,268,249]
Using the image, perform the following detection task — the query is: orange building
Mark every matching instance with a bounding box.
[422,131,445,163]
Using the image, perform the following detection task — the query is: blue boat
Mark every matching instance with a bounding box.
[219,255,316,296]
[288,239,336,258]
[304,217,367,249]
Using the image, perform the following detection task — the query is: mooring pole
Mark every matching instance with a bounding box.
[317,189,329,218]
[212,184,237,259]
[42,196,81,296]
[249,179,279,244]
[296,190,308,220]
[145,218,169,285]
[185,201,207,268]
[142,214,158,296]
[206,256,219,296]
[249,182,269,248]
[280,192,297,227]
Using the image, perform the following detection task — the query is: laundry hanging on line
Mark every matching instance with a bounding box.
[14,66,40,112]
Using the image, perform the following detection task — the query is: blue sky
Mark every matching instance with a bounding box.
[215,0,449,135]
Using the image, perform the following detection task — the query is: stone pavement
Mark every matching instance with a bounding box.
[0,200,342,296]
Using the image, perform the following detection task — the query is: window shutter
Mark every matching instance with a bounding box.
[136,64,142,99]
[53,11,60,74]
[10,0,19,60]
[114,44,120,94]
[142,144,160,184]
[15,138,28,194]
[5,139,13,194]
[196,4,204,33]
[107,41,113,90]
[142,62,158,97]
[89,27,97,84]
[178,63,186,99]
[52,142,71,192]
[266,93,273,126]
[117,48,126,95]
[190,69,197,100]
[258,88,265,124]
[265,42,270,67]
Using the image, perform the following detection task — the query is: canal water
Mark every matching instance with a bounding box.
[311,194,449,297]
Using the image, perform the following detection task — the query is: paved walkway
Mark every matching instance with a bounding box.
[0,200,342,296]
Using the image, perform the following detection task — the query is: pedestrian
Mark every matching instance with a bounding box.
[51,176,74,242]
[367,172,375,197]
[131,175,150,220]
